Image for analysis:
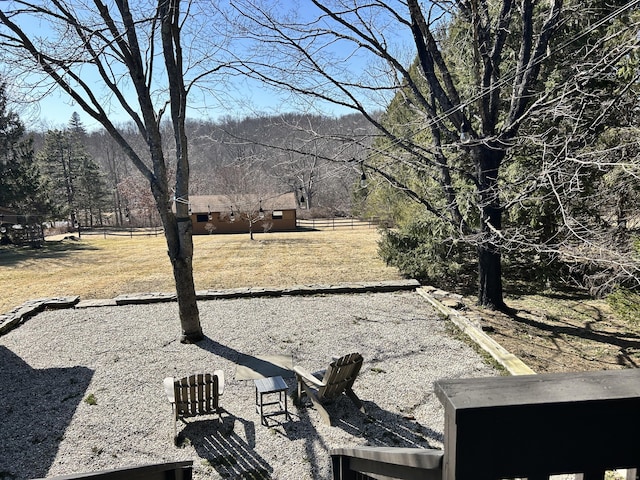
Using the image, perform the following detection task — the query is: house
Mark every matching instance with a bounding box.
[186,192,298,235]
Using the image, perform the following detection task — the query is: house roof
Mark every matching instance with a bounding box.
[188,192,298,213]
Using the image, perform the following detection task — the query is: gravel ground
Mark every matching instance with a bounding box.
[0,291,497,480]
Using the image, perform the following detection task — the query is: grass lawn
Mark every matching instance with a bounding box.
[0,227,403,313]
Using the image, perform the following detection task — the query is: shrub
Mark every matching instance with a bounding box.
[378,216,476,290]
[607,288,640,325]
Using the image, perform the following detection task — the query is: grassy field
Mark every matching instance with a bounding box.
[0,227,403,313]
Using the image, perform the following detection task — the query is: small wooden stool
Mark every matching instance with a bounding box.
[254,376,289,426]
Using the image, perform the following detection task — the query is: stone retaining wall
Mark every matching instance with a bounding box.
[0,280,420,335]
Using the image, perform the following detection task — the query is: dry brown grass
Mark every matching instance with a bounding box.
[0,228,403,313]
[460,291,640,374]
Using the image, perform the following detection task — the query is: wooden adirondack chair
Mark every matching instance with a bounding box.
[293,352,365,425]
[163,371,225,444]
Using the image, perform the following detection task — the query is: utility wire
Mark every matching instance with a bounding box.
[358,0,640,164]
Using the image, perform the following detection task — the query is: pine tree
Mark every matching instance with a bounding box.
[37,114,110,228]
[0,81,56,218]
[37,129,77,223]
[66,113,110,227]
[0,82,23,161]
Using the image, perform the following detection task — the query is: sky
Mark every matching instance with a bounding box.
[27,79,366,132]
[11,64,329,131]
[2,0,414,132]
[22,77,302,131]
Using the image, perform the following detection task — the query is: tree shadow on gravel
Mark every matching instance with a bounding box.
[194,335,293,379]
[0,346,94,480]
[297,396,441,448]
[191,336,441,476]
[270,397,443,478]
[180,416,273,479]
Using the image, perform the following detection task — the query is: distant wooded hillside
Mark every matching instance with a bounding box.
[28,112,377,226]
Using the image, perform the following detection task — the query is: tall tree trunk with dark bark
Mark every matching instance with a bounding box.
[474,145,507,310]
[159,0,203,343]
[164,211,202,342]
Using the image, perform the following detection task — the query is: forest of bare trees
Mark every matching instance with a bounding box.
[24,112,376,227]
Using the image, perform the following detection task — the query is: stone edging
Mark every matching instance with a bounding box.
[416,286,536,376]
[0,280,421,335]
[0,296,80,336]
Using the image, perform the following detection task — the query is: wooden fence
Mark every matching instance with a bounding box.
[296,217,382,230]
[56,227,165,239]
[44,218,383,239]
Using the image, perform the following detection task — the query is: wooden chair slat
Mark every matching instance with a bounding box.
[295,353,365,425]
[164,371,224,443]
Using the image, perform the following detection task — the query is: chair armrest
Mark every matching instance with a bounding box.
[293,366,326,387]
[163,377,175,403]
[214,370,225,396]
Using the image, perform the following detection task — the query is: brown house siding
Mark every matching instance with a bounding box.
[187,193,298,235]
[191,210,296,235]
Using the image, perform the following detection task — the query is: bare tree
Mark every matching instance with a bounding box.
[0,1,234,342]
[212,113,373,215]
[213,164,276,239]
[226,0,640,309]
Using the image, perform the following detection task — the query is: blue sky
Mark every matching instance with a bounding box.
[28,77,301,131]
[28,76,365,131]
[3,0,414,131]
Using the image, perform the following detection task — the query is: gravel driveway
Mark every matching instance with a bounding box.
[0,291,497,479]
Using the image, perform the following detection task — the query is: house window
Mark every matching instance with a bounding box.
[196,214,209,223]
[272,210,283,219]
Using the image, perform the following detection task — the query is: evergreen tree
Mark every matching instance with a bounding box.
[68,111,86,137]
[0,82,23,159]
[37,114,110,227]
[66,113,110,227]
[365,0,640,297]
[0,80,56,218]
[37,129,77,223]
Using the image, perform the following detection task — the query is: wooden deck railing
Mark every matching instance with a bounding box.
[38,461,193,480]
[331,447,443,480]
[332,369,640,480]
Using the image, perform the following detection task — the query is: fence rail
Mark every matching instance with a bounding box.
[331,447,443,480]
[48,227,165,239]
[296,217,382,230]
[38,461,193,480]
[44,219,382,239]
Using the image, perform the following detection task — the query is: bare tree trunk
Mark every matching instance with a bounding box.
[0,1,214,342]
[165,214,202,342]
[478,238,505,309]
[474,145,507,310]
[160,0,202,342]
